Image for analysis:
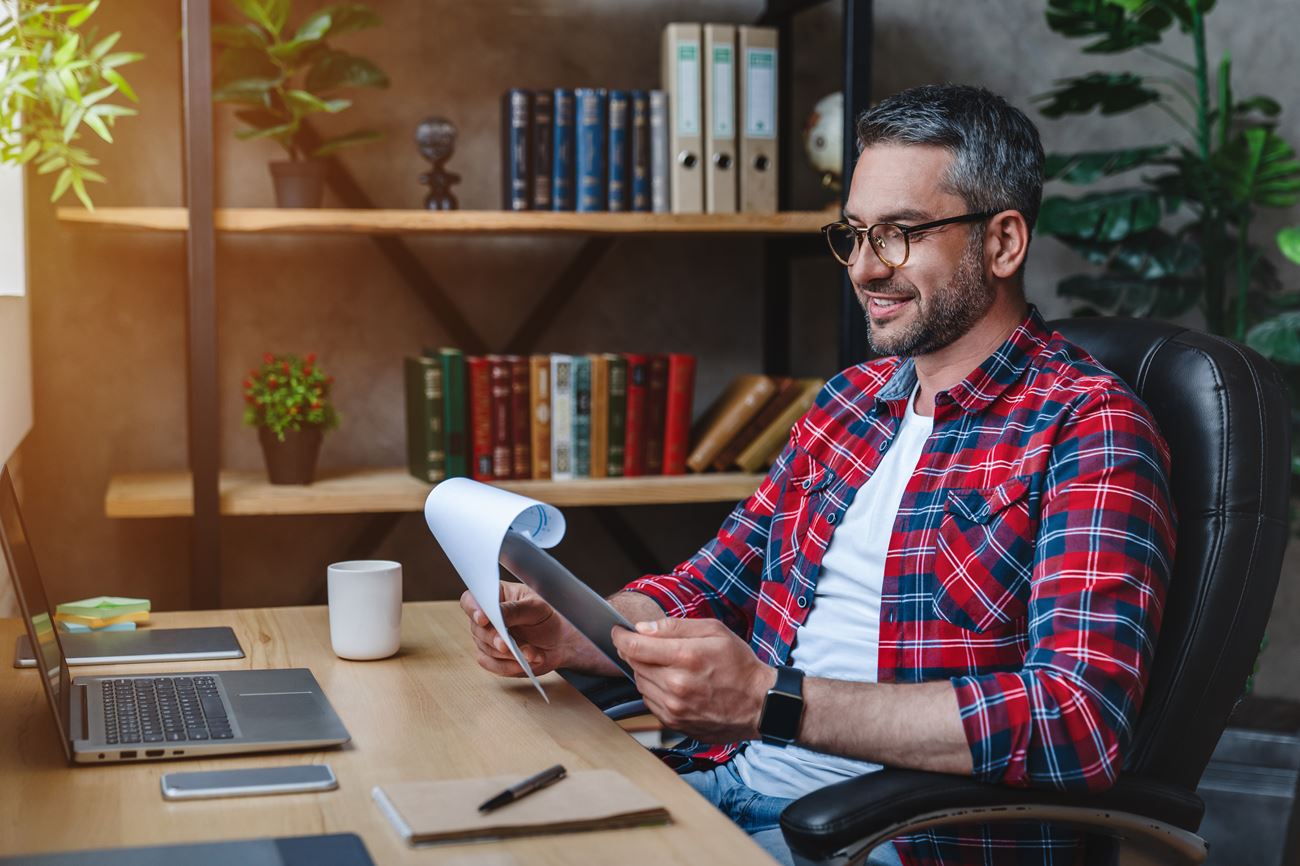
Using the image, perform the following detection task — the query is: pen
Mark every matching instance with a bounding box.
[477,763,568,813]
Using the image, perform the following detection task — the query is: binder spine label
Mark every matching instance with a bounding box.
[744,48,777,139]
[675,42,700,136]
[712,46,735,138]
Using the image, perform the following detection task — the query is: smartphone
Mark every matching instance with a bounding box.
[160,764,338,800]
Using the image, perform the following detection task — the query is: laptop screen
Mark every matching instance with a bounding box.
[0,466,73,760]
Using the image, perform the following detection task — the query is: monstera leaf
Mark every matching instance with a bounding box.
[1280,227,1300,265]
[1036,72,1161,118]
[1045,0,1176,51]
[1058,272,1201,318]
[1044,145,1169,183]
[1037,189,1176,241]
[1214,128,1300,210]
[1247,311,1300,365]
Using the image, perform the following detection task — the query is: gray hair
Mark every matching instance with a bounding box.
[856,84,1045,237]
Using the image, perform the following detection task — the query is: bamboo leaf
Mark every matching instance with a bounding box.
[50,166,74,202]
[103,68,137,102]
[66,0,100,28]
[70,171,92,210]
[89,31,121,60]
[36,155,65,174]
[83,110,111,142]
[16,139,40,164]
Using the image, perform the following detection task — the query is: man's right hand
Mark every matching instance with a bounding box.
[459,582,577,677]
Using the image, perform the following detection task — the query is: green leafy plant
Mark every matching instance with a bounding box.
[213,0,388,161]
[0,0,142,209]
[1036,0,1300,490]
[243,352,339,441]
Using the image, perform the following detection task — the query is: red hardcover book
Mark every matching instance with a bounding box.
[466,356,494,481]
[622,354,649,477]
[642,355,670,475]
[509,355,532,479]
[661,353,697,475]
[488,355,513,479]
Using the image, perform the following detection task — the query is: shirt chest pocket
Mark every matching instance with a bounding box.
[932,475,1037,633]
[771,448,836,569]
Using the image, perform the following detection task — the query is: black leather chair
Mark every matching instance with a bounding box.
[569,318,1293,866]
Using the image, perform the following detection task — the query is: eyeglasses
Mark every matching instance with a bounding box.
[821,211,997,268]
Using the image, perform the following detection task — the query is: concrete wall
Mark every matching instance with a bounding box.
[14,1,1299,698]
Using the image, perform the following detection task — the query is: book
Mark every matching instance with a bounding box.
[685,374,776,473]
[642,354,670,475]
[550,354,575,481]
[649,90,670,213]
[371,769,669,846]
[466,356,494,481]
[531,89,554,210]
[575,87,607,213]
[501,88,532,210]
[572,355,592,478]
[552,88,576,211]
[630,90,651,212]
[661,353,697,475]
[589,354,610,478]
[622,354,649,477]
[509,355,532,479]
[606,354,628,477]
[607,90,630,212]
[529,354,552,479]
[435,348,468,479]
[710,376,799,471]
[488,356,514,479]
[403,356,445,483]
[734,378,824,473]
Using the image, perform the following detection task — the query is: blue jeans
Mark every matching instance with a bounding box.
[681,762,903,866]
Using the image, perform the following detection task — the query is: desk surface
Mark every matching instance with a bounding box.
[0,603,767,864]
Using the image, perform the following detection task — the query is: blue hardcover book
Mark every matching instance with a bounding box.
[607,90,630,212]
[552,88,576,211]
[630,90,651,211]
[501,88,532,210]
[572,355,592,477]
[575,87,607,213]
[531,90,554,210]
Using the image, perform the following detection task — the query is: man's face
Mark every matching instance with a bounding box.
[843,144,995,357]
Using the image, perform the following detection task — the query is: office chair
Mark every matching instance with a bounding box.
[567,317,1293,866]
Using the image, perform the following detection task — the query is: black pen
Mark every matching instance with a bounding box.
[478,764,568,813]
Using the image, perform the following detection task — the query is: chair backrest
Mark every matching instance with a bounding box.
[1051,317,1292,790]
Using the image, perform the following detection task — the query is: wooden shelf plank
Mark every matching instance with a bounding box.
[58,207,833,236]
[104,468,763,517]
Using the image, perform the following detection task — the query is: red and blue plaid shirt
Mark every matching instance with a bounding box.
[624,307,1175,865]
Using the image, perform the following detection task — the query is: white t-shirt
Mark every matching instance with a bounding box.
[733,386,933,799]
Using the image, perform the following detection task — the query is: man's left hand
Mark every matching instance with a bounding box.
[611,617,777,743]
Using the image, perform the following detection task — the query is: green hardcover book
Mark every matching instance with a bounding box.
[605,353,628,477]
[434,347,468,478]
[572,355,591,477]
[404,356,446,483]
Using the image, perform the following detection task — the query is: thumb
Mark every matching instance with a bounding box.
[634,616,694,637]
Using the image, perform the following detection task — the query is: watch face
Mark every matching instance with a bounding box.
[760,689,803,744]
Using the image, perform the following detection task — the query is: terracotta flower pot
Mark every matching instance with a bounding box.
[258,426,324,485]
[269,159,326,208]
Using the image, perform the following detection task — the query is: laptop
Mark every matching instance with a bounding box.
[0,467,352,764]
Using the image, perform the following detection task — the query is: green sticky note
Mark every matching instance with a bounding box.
[55,596,151,618]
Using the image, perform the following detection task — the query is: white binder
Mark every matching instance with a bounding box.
[703,23,738,214]
[661,22,703,214]
[738,25,779,213]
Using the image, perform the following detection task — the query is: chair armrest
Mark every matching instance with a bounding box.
[557,669,646,720]
[780,769,1206,865]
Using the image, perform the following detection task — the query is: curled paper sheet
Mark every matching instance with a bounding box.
[424,478,566,700]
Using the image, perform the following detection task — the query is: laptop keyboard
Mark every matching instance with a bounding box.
[101,675,234,745]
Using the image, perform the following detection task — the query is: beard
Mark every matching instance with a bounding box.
[862,230,995,357]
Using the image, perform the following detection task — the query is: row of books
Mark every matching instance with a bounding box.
[686,375,824,474]
[404,351,697,483]
[499,23,779,215]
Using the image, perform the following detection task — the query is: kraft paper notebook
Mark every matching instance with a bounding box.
[371,769,670,845]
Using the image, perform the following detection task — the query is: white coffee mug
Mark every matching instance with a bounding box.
[327,560,403,660]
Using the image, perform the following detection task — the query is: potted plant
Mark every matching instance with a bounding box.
[243,352,338,484]
[0,0,142,208]
[212,0,389,207]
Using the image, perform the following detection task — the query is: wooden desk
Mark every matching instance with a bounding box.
[0,603,767,864]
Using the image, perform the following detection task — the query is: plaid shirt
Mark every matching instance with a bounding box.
[623,307,1175,866]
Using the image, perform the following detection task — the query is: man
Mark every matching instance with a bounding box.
[461,84,1175,866]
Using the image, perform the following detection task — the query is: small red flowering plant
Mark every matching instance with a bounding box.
[242,352,339,442]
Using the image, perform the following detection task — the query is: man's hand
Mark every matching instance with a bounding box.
[611,617,777,743]
[459,582,578,677]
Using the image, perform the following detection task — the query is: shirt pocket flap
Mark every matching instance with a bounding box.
[944,475,1032,524]
[789,448,833,494]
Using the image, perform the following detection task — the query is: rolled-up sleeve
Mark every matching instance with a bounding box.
[622,439,799,639]
[951,387,1176,791]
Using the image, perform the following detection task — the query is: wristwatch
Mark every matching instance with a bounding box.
[758,665,805,746]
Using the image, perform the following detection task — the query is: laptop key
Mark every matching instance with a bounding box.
[187,730,209,740]
[211,730,234,739]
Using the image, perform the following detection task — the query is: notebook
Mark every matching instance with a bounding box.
[371,769,670,845]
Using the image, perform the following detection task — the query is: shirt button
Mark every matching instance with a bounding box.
[797,596,808,609]
[878,440,888,452]
[802,478,812,490]
[827,513,837,525]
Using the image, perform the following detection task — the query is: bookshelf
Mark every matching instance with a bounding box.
[83,0,873,606]
[58,207,834,236]
[105,469,769,518]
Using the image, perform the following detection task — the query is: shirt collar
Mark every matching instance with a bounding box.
[875,305,1050,415]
